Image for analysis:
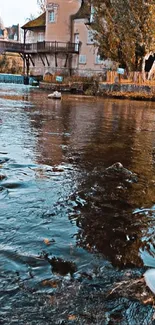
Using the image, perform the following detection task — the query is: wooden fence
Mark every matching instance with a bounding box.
[106,71,155,86]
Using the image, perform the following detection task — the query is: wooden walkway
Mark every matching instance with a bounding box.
[0,40,79,54]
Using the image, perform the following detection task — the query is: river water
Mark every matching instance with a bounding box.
[1,83,155,324]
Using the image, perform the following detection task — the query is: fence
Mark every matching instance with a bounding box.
[106,71,155,86]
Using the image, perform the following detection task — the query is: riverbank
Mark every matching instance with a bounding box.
[98,82,155,101]
[40,80,155,101]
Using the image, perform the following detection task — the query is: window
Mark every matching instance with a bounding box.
[14,33,18,41]
[79,55,87,64]
[95,54,103,64]
[90,5,95,23]
[74,33,79,51]
[49,10,55,23]
[87,30,94,44]
[38,32,44,42]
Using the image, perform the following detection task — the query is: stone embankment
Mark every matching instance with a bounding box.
[98,82,155,100]
[40,81,155,100]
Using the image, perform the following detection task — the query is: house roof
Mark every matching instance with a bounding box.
[72,0,90,20]
[21,12,46,30]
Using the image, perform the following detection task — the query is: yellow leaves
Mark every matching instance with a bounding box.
[44,238,51,245]
[91,0,155,71]
[86,243,92,252]
[43,238,55,245]
[143,297,154,304]
[52,166,64,173]
[42,279,59,288]
[68,315,77,321]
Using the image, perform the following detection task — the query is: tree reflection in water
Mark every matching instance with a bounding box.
[68,161,155,268]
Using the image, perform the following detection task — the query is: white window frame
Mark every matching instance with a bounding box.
[87,30,94,44]
[49,10,55,23]
[79,55,87,64]
[74,33,79,51]
[95,54,104,64]
[38,32,44,42]
[14,33,18,41]
[90,5,95,23]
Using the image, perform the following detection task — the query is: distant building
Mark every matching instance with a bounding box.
[21,0,114,77]
[0,15,22,74]
[6,25,20,41]
[0,16,5,39]
[0,14,20,42]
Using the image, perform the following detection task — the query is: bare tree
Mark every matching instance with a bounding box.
[37,0,46,13]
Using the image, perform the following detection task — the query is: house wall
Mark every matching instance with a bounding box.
[29,53,71,76]
[72,19,114,76]
[45,0,81,42]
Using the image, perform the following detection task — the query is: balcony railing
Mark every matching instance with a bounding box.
[0,41,24,53]
[24,41,79,53]
[0,40,80,54]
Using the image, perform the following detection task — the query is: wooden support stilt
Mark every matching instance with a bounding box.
[55,53,58,67]
[29,54,35,66]
[45,54,50,66]
[26,55,30,76]
[38,53,45,66]
[64,54,69,68]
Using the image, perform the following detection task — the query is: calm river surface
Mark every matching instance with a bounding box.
[1,83,155,323]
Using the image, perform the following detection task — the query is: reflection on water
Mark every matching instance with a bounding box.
[1,83,155,319]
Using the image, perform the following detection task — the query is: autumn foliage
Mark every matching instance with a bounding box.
[90,0,155,71]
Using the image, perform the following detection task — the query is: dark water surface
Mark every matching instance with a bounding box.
[1,84,155,323]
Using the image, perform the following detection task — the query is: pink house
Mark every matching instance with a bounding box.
[22,0,113,77]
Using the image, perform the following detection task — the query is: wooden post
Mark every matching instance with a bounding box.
[23,29,28,76]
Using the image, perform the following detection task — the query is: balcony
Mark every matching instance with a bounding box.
[24,41,79,54]
[0,40,80,55]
